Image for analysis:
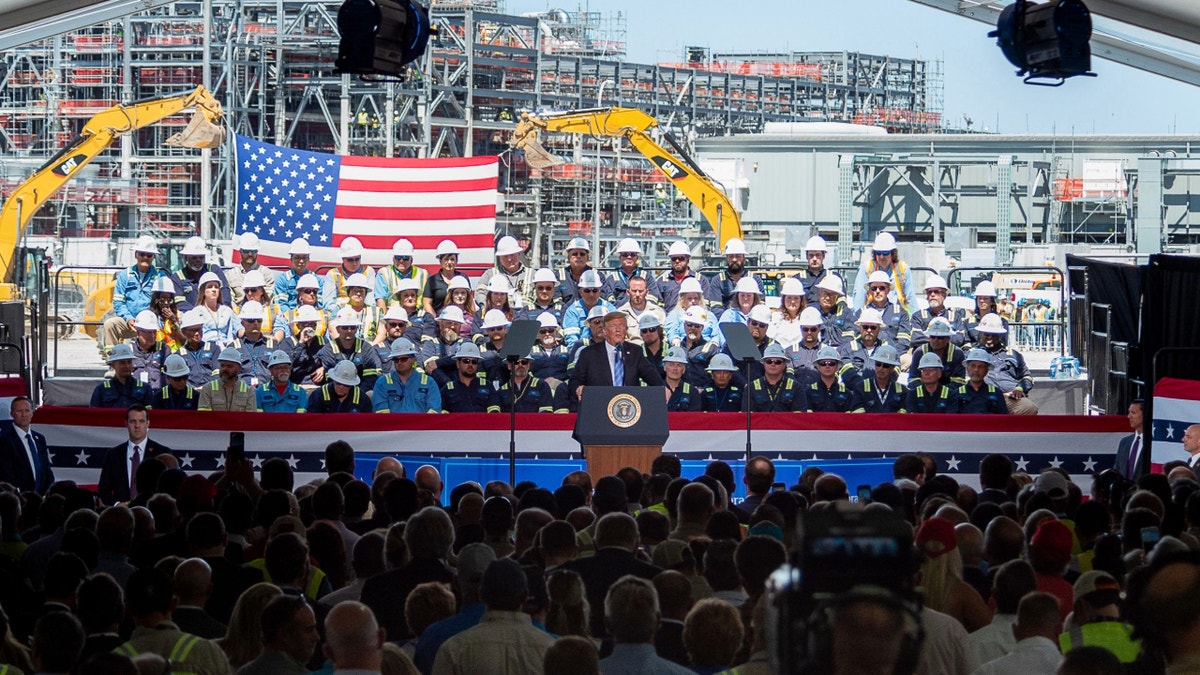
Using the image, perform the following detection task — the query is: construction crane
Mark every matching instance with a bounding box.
[0,86,225,299]
[510,107,743,253]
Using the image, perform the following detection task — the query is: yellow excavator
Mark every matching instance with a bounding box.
[0,86,225,302]
[510,107,744,252]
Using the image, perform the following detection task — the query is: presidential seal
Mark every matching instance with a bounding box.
[607,393,641,428]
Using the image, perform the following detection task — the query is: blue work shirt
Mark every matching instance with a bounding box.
[90,376,154,408]
[257,382,308,412]
[561,298,617,349]
[272,268,310,312]
[373,370,442,413]
[113,266,168,321]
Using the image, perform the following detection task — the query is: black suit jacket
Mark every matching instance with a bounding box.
[97,439,170,504]
[568,340,665,396]
[562,547,662,640]
[0,426,53,493]
[1114,433,1145,481]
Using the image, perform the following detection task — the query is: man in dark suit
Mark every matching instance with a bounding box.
[98,405,170,504]
[1113,399,1145,480]
[562,512,662,640]
[0,397,53,493]
[569,311,665,403]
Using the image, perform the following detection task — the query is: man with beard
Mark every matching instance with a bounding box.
[748,344,807,412]
[657,241,720,314]
[227,232,276,305]
[679,307,719,389]
[372,305,410,374]
[813,276,858,348]
[316,309,384,390]
[556,237,610,305]
[172,236,231,311]
[256,350,308,413]
[638,315,667,374]
[561,270,616,349]
[618,276,666,344]
[528,268,566,325]
[475,236,531,309]
[607,238,662,307]
[907,318,966,387]
[440,343,493,413]
[419,306,468,386]
[287,305,328,385]
[487,351,560,413]
[198,347,257,412]
[911,275,968,348]
[709,238,763,310]
[956,348,1009,415]
[794,236,844,306]
[975,315,1037,415]
[374,338,442,413]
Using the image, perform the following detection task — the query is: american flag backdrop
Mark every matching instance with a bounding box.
[232,134,499,269]
[1151,377,1200,466]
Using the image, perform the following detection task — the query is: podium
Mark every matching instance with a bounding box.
[572,386,669,478]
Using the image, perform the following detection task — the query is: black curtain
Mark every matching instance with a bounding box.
[1066,254,1142,343]
[1141,254,1200,386]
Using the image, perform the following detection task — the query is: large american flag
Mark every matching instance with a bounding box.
[233,134,498,268]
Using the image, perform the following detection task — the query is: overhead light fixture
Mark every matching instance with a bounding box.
[335,0,434,80]
[989,0,1095,86]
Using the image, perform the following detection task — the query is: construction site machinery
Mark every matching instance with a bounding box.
[510,107,744,253]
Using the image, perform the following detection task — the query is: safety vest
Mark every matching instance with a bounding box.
[1058,621,1141,664]
[114,633,203,675]
[379,265,429,305]
[327,266,375,308]
[246,558,327,600]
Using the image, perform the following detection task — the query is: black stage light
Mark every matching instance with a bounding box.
[990,0,1095,86]
[335,0,433,79]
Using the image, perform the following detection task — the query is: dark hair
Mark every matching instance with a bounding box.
[260,457,295,492]
[703,461,736,498]
[260,594,310,645]
[1073,500,1110,540]
[705,509,742,541]
[219,491,253,535]
[186,512,226,551]
[635,509,670,544]
[702,538,740,592]
[970,501,1004,533]
[447,482,483,516]
[312,481,345,521]
[33,611,84,672]
[617,466,646,505]
[44,551,89,599]
[979,454,1014,491]
[125,404,149,422]
[651,454,682,479]
[324,440,355,475]
[76,573,124,632]
[892,454,924,481]
[344,479,371,518]
[482,496,514,538]
[993,559,1037,614]
[553,484,586,519]
[517,488,557,515]
[134,457,167,499]
[265,532,309,585]
[735,535,787,595]
[1121,507,1161,550]
[125,568,174,617]
[77,652,137,675]
[385,478,419,523]
[253,490,293,529]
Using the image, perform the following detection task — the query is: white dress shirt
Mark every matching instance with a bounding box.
[126,438,146,490]
[970,636,1062,675]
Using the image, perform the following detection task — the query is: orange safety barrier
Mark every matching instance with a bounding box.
[1053,178,1084,201]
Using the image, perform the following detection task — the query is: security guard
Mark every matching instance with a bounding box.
[308,360,372,413]
[528,313,570,384]
[907,318,966,387]
[168,309,219,389]
[153,354,199,411]
[256,350,308,413]
[858,344,907,413]
[440,343,494,413]
[487,350,560,413]
[749,344,807,412]
[91,344,154,408]
[131,310,165,389]
[373,338,442,413]
[317,308,384,390]
[956,348,1009,414]
[680,307,719,389]
[288,305,328,385]
[231,301,280,387]
[198,347,257,412]
[808,346,861,413]
[904,352,957,414]
[373,305,411,375]
[701,354,743,412]
[662,347,702,411]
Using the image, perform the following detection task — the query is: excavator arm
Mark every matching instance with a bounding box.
[0,85,224,285]
[511,107,743,251]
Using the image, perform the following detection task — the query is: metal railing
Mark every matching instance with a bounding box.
[946,266,1068,357]
[51,265,122,372]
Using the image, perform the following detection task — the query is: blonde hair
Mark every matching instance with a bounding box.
[381,642,420,675]
[919,546,963,616]
[546,569,591,638]
[218,582,283,668]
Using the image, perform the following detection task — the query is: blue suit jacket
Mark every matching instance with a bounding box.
[0,425,53,493]
[1114,433,1145,481]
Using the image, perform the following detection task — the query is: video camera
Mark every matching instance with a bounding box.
[764,503,925,674]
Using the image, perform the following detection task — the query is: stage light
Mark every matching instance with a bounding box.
[989,0,1095,86]
[335,0,433,79]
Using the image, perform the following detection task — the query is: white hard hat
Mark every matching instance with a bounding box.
[532,268,557,286]
[242,270,266,289]
[537,312,560,329]
[805,236,828,253]
[384,305,410,323]
[872,232,897,252]
[294,305,323,323]
[151,277,175,295]
[332,307,361,328]
[486,276,512,294]
[288,238,311,256]
[926,318,953,338]
[734,276,761,296]
[667,241,691,258]
[447,276,471,291]
[762,343,787,360]
[237,232,261,251]
[975,280,997,297]
[267,350,292,368]
[392,239,415,257]
[798,307,823,327]
[587,305,608,321]
[217,346,243,364]
[924,274,949,291]
[181,236,206,257]
[134,235,159,255]
[683,306,708,325]
[856,307,884,326]
[388,338,418,358]
[180,309,205,328]
[872,344,901,367]
[198,271,222,288]
[816,276,844,296]
[975,314,1007,334]
[339,237,365,258]
[867,271,891,287]
[918,352,945,370]
[438,305,465,324]
[328,360,361,386]
[395,278,420,294]
[239,301,265,321]
[135,309,160,331]
[707,354,738,372]
[780,278,804,297]
[679,278,703,295]
[566,237,590,252]
[748,305,772,324]
[723,238,747,256]
[163,354,190,378]
[107,343,135,363]
[481,309,510,330]
[495,236,523,257]
[435,239,459,258]
[663,346,688,364]
[578,270,604,289]
[344,273,369,289]
[297,273,321,290]
[616,238,641,255]
[455,342,482,360]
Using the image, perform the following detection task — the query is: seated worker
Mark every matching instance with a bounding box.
[373,338,442,413]
[308,360,373,413]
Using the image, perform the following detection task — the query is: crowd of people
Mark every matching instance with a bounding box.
[0,419,1199,674]
[89,230,1036,415]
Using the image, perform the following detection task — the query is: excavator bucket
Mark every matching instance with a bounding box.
[164,111,226,149]
[510,125,563,170]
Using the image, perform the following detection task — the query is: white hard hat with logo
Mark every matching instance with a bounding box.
[486,276,512,294]
[538,312,560,330]
[815,276,844,296]
[332,307,361,328]
[683,306,708,325]
[268,350,293,368]
[495,236,523,257]
[707,354,738,372]
[748,305,773,324]
[181,236,206,257]
[856,307,884,326]
[975,314,1007,334]
[723,238,747,256]
[439,305,465,324]
[918,352,944,370]
[566,237,591,252]
[481,309,510,330]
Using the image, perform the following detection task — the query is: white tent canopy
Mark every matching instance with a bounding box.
[0,0,175,52]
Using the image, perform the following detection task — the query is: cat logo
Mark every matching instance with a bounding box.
[651,156,690,182]
[51,154,88,178]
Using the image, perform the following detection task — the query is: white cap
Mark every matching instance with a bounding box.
[340,237,365,258]
[135,309,160,331]
[151,277,175,295]
[798,307,823,327]
[748,305,772,324]
[107,344,135,363]
[616,238,641,254]
[537,312,560,329]
[388,338,418,358]
[486,276,512,294]
[735,276,761,296]
[332,307,361,328]
[455,342,482,360]
[344,273,369,289]
[679,278,703,295]
[447,276,471,291]
[579,270,604,289]
[180,309,205,328]
[481,309,510,330]
[872,232,897,252]
[683,306,708,325]
[438,305,465,324]
[242,270,266,289]
[328,360,361,386]
[975,280,997,297]
[856,307,884,326]
[134,235,159,255]
[707,354,738,372]
[238,232,261,251]
[392,239,415,257]
[926,318,953,337]
[805,235,828,253]
[924,274,949,291]
[668,241,691,258]
[780,278,804,297]
[163,354,190,378]
[295,305,323,323]
[867,271,891,287]
[816,276,844,296]
[918,352,944,370]
[181,236,206,257]
[435,239,459,257]
[239,301,265,321]
[217,346,243,364]
[383,305,410,323]
[395,278,420,294]
[566,237,590,252]
[289,238,311,256]
[723,238,747,256]
[495,236,523,257]
[297,273,321,290]
[532,268,557,286]
[198,271,222,288]
[268,350,292,367]
[975,314,1007,334]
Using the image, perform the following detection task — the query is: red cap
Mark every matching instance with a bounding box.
[178,474,217,506]
[1031,519,1073,568]
[916,517,958,559]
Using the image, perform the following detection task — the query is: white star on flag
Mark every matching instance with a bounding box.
[180,454,195,469]
[286,455,300,469]
[75,450,89,465]
[946,456,961,471]
[1015,456,1029,471]
[1082,457,1097,472]
[1049,456,1064,469]
[251,454,264,469]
